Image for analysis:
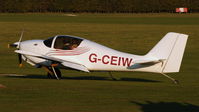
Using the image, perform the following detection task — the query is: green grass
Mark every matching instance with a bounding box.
[0,13,199,112]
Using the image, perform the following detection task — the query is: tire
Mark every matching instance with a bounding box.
[46,67,62,79]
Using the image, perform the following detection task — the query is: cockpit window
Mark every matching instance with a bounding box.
[43,37,54,48]
[54,36,83,50]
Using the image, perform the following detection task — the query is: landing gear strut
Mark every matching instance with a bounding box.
[43,66,62,80]
[109,72,117,81]
[161,73,179,84]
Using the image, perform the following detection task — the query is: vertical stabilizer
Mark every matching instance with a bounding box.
[163,33,188,73]
[146,32,188,73]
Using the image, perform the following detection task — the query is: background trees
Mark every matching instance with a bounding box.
[0,0,198,13]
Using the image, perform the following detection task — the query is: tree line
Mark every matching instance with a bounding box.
[0,0,198,13]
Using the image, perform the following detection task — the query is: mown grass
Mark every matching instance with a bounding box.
[0,13,199,112]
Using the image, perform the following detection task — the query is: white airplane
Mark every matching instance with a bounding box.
[9,32,188,83]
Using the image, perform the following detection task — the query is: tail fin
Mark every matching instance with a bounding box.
[147,32,188,73]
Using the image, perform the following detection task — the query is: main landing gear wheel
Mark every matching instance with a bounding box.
[109,72,117,81]
[46,67,62,80]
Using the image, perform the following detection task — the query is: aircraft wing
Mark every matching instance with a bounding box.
[15,50,89,72]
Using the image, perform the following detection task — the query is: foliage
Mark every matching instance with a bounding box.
[0,0,198,13]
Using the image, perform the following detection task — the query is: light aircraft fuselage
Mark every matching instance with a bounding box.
[10,32,188,83]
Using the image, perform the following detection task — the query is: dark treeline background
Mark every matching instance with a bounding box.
[0,0,198,13]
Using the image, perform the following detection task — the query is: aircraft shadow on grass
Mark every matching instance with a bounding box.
[131,101,199,112]
[6,74,161,83]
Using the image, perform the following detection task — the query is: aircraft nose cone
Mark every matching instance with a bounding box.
[18,40,44,53]
[18,41,29,50]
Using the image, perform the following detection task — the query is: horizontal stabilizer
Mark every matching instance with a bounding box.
[133,59,165,64]
[129,59,165,69]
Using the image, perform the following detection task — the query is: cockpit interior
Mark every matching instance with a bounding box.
[44,35,83,50]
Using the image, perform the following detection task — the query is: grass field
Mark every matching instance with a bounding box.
[0,13,199,112]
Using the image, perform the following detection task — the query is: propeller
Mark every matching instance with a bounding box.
[17,30,24,67]
[8,30,24,67]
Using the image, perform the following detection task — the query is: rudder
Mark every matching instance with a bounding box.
[163,33,188,73]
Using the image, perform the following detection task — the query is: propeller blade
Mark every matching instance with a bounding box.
[17,30,24,49]
[18,54,23,67]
